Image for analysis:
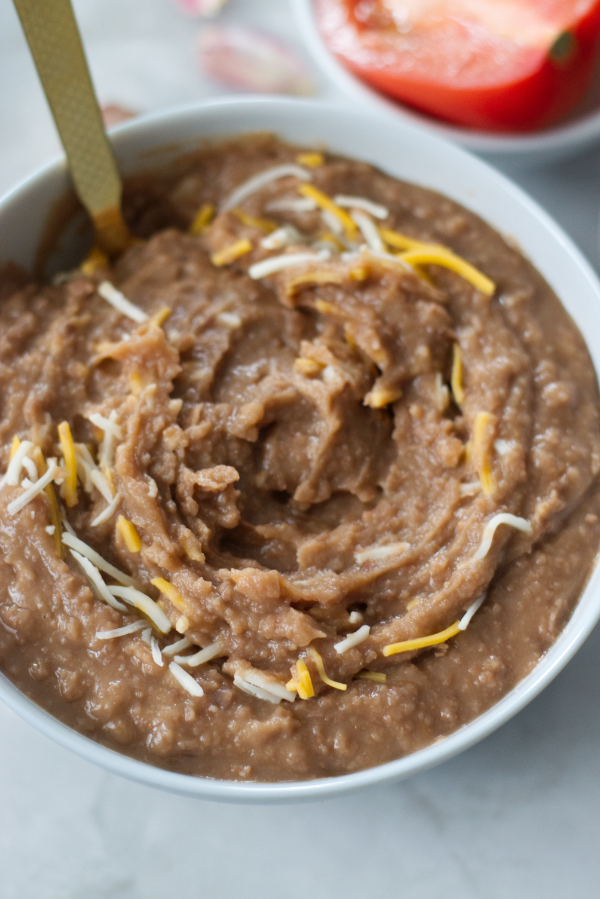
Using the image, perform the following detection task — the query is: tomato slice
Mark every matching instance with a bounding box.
[314,0,600,132]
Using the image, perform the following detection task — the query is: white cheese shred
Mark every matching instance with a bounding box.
[22,457,39,481]
[174,642,223,667]
[150,634,165,666]
[355,542,410,564]
[248,249,330,280]
[233,674,282,704]
[260,224,303,250]
[473,513,532,562]
[87,412,123,440]
[69,548,127,612]
[91,492,121,527]
[109,585,172,634]
[458,594,486,631]
[221,164,312,213]
[7,459,58,516]
[350,209,385,253]
[95,620,147,640]
[334,195,389,219]
[241,671,296,702]
[4,440,35,487]
[90,469,115,502]
[334,624,371,654]
[62,532,134,586]
[265,196,317,214]
[162,636,192,657]
[169,661,204,697]
[97,281,149,324]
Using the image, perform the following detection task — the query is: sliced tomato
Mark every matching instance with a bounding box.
[314,0,600,132]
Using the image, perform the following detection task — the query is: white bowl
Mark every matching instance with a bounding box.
[293,0,600,167]
[2,96,600,802]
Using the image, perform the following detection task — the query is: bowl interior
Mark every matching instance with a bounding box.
[2,97,600,802]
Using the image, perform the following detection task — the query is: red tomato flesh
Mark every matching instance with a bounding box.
[314,0,600,132]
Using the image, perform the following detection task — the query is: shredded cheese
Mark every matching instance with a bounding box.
[91,492,121,527]
[298,184,357,241]
[232,208,277,233]
[355,542,410,565]
[4,439,35,486]
[169,661,204,697]
[363,386,402,409]
[451,343,465,407]
[221,163,312,213]
[233,674,282,704]
[95,620,147,640]
[334,624,370,654]
[287,659,315,699]
[211,238,252,267]
[58,422,78,507]
[294,357,325,376]
[149,307,172,329]
[162,636,192,657]
[472,411,496,496]
[248,250,329,280]
[189,202,215,235]
[351,209,385,253]
[355,670,387,683]
[80,246,109,275]
[69,548,127,612]
[379,227,427,252]
[62,532,134,586]
[97,281,149,323]
[90,469,114,502]
[109,585,172,634]
[458,594,486,630]
[335,195,388,220]
[296,152,324,167]
[383,620,461,657]
[398,248,495,296]
[286,269,345,294]
[174,642,223,667]
[473,513,532,562]
[308,648,347,691]
[266,196,317,214]
[243,671,296,702]
[8,459,58,516]
[9,435,20,460]
[260,224,303,250]
[151,576,187,612]
[117,515,142,552]
[216,312,242,328]
[150,634,164,666]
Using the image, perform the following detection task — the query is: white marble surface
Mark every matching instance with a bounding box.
[2,1,600,896]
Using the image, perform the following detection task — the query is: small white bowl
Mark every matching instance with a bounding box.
[293,0,600,167]
[2,97,600,802]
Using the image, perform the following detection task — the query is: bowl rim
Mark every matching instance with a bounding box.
[292,0,600,162]
[2,95,600,803]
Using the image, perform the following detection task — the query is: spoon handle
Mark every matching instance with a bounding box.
[13,0,130,254]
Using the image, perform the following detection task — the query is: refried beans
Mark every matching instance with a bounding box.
[0,134,599,782]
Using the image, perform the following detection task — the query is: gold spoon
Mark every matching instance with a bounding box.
[13,0,132,256]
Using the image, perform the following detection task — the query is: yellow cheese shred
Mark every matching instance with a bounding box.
[298,184,357,241]
[9,435,20,460]
[472,411,496,497]
[148,307,171,328]
[117,515,142,553]
[296,152,324,167]
[232,208,277,233]
[383,620,461,657]
[151,576,187,613]
[189,203,215,236]
[286,658,315,699]
[364,386,402,409]
[398,247,495,296]
[286,269,345,295]
[80,246,109,275]
[378,227,428,252]
[308,648,347,691]
[57,421,78,507]
[211,238,252,268]
[355,670,387,683]
[294,357,325,376]
[30,444,64,558]
[451,343,465,407]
